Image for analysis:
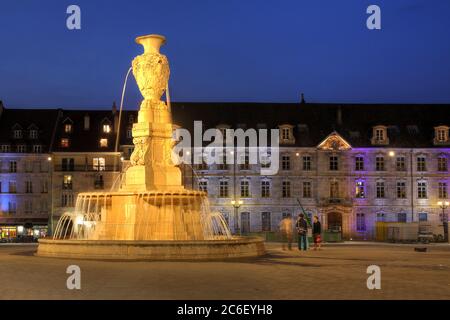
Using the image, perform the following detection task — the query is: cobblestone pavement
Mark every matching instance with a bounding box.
[0,243,449,300]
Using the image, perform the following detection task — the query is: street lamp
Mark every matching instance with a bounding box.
[231,199,243,235]
[437,201,449,242]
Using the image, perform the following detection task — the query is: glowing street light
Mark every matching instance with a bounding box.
[388,151,395,157]
[231,199,243,235]
[437,201,449,242]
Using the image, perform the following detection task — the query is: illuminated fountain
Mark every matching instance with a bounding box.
[37,34,265,260]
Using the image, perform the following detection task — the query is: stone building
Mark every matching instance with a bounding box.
[1,101,449,241]
[172,103,450,240]
[0,103,58,239]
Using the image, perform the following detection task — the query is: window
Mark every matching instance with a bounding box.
[281,128,290,140]
[417,182,427,199]
[281,155,290,170]
[219,180,229,198]
[261,180,270,198]
[13,129,22,139]
[240,180,250,198]
[438,182,448,199]
[103,124,111,133]
[1,145,10,153]
[25,181,33,193]
[282,181,291,198]
[438,157,448,172]
[16,145,26,153]
[417,156,426,171]
[355,181,365,198]
[376,156,384,171]
[376,213,385,222]
[303,181,312,198]
[239,153,250,170]
[376,181,385,198]
[330,181,339,198]
[100,139,108,148]
[260,152,271,169]
[61,138,70,148]
[63,175,73,190]
[32,145,42,153]
[396,182,406,199]
[61,193,74,207]
[94,175,104,189]
[40,199,48,213]
[375,128,384,141]
[25,200,33,214]
[64,124,72,133]
[62,158,74,171]
[396,156,406,171]
[198,180,208,193]
[419,212,428,222]
[93,157,106,171]
[41,180,48,193]
[8,202,16,214]
[398,212,407,223]
[438,130,446,142]
[261,212,271,232]
[29,130,38,139]
[435,127,449,143]
[8,181,17,193]
[241,212,250,233]
[10,161,17,173]
[356,213,366,232]
[127,129,133,139]
[329,156,338,171]
[355,156,364,171]
[302,156,311,171]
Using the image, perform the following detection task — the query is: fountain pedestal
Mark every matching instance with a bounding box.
[37,34,265,260]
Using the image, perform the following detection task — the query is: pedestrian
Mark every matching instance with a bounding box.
[279,214,293,250]
[312,215,322,250]
[296,213,308,251]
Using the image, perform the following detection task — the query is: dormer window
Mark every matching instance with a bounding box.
[371,126,389,145]
[61,138,70,148]
[13,129,22,139]
[279,124,295,145]
[32,145,42,153]
[434,126,449,144]
[64,124,73,133]
[29,129,38,139]
[103,124,111,133]
[100,138,108,148]
[16,145,26,153]
[127,129,132,139]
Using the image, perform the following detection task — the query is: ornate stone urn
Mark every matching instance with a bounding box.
[125,34,182,191]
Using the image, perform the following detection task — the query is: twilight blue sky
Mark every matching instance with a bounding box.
[0,0,449,109]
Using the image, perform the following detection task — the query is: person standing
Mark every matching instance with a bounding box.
[279,214,293,250]
[312,215,322,250]
[296,213,308,251]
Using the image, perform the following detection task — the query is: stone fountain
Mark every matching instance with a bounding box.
[37,34,265,260]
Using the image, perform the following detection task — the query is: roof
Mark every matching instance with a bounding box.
[171,102,450,148]
[0,108,60,152]
[1,102,449,151]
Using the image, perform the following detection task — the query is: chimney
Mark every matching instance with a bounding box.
[0,100,4,119]
[300,93,306,104]
[84,113,90,130]
[337,106,342,126]
[112,101,117,115]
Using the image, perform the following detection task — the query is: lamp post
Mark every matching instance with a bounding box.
[231,199,243,235]
[437,201,449,242]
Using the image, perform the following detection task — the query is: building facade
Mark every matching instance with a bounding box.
[0,101,449,241]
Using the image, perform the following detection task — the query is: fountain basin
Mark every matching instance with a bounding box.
[36,237,265,261]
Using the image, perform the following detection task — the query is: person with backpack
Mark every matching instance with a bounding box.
[296,213,308,251]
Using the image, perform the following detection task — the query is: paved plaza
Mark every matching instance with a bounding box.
[1,242,449,300]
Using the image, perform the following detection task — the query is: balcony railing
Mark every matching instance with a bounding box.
[54,165,118,172]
